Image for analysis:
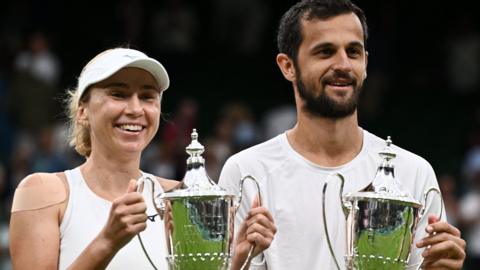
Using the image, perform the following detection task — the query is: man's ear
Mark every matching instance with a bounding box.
[276,53,297,82]
[364,51,369,79]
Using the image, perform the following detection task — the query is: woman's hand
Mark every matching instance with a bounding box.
[98,179,148,251]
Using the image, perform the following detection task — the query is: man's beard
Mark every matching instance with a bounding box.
[296,70,362,119]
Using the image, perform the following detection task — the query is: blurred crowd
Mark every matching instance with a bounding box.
[1,0,480,269]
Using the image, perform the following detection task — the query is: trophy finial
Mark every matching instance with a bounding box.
[186,128,205,165]
[378,136,396,163]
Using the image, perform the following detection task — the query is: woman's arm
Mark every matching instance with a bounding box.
[10,173,67,269]
[10,175,148,270]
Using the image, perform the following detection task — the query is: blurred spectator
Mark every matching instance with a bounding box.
[209,0,270,54]
[0,70,12,164]
[14,31,60,86]
[445,13,480,96]
[438,174,461,227]
[142,140,177,180]
[116,0,145,46]
[0,162,10,270]
[31,127,68,173]
[9,133,35,190]
[459,146,480,268]
[9,31,60,133]
[159,97,198,179]
[0,163,6,218]
[203,116,235,181]
[149,0,198,54]
[261,104,296,140]
[221,101,259,152]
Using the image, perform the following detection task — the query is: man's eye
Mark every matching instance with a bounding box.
[318,48,333,56]
[347,48,362,57]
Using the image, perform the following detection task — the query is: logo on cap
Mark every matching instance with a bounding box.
[123,54,139,60]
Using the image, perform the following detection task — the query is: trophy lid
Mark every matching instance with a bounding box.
[344,136,421,208]
[161,129,234,199]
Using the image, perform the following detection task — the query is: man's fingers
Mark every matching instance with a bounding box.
[425,220,461,237]
[251,196,260,208]
[245,214,277,233]
[247,206,275,223]
[421,239,466,260]
[427,214,440,225]
[421,258,464,270]
[246,230,274,250]
[246,222,276,239]
[417,232,466,250]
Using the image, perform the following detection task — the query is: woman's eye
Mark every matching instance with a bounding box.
[110,91,125,98]
[140,91,160,101]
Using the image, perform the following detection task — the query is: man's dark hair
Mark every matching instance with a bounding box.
[277,0,368,62]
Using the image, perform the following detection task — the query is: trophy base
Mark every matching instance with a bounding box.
[167,253,230,270]
[346,254,408,270]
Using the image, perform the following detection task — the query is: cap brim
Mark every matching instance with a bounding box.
[77,51,170,101]
[125,58,170,92]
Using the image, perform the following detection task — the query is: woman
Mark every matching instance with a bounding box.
[9,48,276,269]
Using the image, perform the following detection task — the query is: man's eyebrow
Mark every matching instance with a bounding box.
[311,42,335,51]
[310,41,365,51]
[348,41,365,49]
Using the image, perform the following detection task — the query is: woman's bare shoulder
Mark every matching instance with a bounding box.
[12,172,68,212]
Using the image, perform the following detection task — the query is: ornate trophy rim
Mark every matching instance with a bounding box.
[161,190,235,199]
[344,190,422,208]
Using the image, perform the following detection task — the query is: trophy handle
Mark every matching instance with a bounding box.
[135,175,163,270]
[414,187,443,270]
[419,187,443,221]
[136,176,166,219]
[236,175,263,270]
[322,172,349,270]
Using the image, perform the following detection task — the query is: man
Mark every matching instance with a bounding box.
[218,0,466,269]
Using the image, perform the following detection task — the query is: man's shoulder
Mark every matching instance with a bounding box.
[227,134,287,166]
[220,134,289,182]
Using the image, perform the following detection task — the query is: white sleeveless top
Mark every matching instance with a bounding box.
[59,167,169,270]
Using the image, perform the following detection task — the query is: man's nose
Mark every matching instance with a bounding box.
[332,51,353,72]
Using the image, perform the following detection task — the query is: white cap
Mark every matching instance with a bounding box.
[77,48,169,101]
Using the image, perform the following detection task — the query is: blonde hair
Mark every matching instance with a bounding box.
[66,87,91,157]
[66,48,115,158]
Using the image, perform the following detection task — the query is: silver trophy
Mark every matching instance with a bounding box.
[137,129,261,270]
[322,137,443,270]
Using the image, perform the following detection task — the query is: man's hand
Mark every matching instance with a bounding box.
[416,214,466,269]
[231,197,277,270]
